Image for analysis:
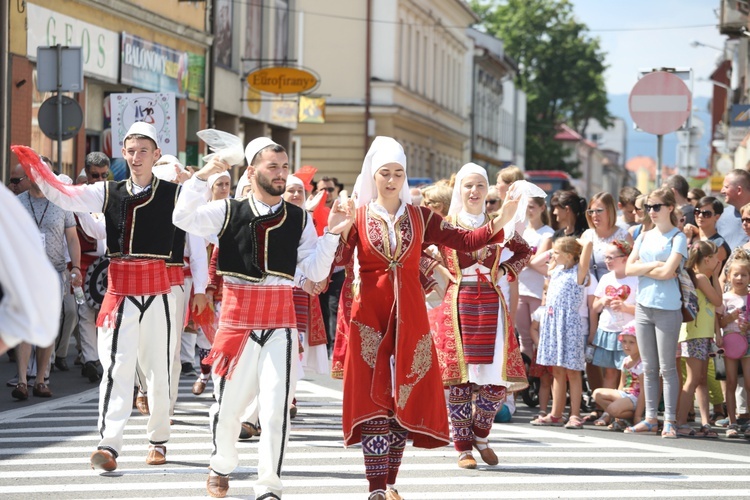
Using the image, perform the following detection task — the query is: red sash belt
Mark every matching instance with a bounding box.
[207,284,297,378]
[167,265,185,286]
[97,259,170,327]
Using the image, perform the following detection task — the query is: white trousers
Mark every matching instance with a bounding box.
[169,280,190,414]
[209,327,298,499]
[77,300,99,363]
[96,292,176,456]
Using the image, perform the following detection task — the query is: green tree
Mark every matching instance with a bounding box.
[471,0,611,175]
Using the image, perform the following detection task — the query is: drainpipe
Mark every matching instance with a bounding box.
[364,0,372,155]
[1,1,9,180]
[207,0,215,129]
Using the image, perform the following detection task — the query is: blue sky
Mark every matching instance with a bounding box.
[571,0,726,99]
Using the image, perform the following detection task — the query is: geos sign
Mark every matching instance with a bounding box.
[246,66,319,95]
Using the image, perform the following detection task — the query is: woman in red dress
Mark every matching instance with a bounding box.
[333,137,520,500]
[431,163,531,469]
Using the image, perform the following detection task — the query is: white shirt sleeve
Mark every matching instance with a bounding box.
[173,176,227,239]
[75,212,107,240]
[37,180,106,214]
[186,232,209,294]
[296,212,340,283]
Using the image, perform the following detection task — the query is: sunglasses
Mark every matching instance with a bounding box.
[9,176,27,185]
[742,218,750,224]
[694,209,714,218]
[586,208,605,216]
[485,199,499,205]
[321,187,335,193]
[643,203,664,213]
[90,171,109,180]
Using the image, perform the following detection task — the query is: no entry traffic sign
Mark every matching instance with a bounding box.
[629,71,691,136]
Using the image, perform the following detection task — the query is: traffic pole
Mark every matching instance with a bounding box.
[656,134,663,187]
[56,43,62,174]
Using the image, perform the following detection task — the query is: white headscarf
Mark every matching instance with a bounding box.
[286,174,304,189]
[448,162,489,216]
[353,136,410,208]
[207,171,230,200]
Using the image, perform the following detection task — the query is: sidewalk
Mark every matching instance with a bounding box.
[0,347,101,414]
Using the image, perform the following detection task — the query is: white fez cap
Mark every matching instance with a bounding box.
[124,122,159,148]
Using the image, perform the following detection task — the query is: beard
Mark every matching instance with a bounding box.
[255,172,286,196]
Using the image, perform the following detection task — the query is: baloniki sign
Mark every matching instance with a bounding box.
[245,66,320,95]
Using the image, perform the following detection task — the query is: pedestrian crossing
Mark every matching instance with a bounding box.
[0,376,748,499]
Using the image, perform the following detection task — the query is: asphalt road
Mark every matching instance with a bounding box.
[1,350,749,499]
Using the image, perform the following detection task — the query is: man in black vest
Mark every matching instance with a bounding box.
[173,136,354,499]
[16,122,181,471]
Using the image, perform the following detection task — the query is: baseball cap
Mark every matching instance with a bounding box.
[124,122,159,148]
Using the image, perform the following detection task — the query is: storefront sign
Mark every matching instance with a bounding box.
[120,33,189,97]
[242,83,298,129]
[246,66,320,95]
[26,3,119,82]
[187,52,205,101]
[110,92,177,157]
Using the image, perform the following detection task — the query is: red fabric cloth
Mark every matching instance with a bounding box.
[96,259,170,327]
[456,281,500,364]
[206,245,223,302]
[333,204,501,449]
[331,261,355,379]
[430,217,530,390]
[167,265,185,286]
[292,288,327,346]
[12,145,77,196]
[205,284,296,378]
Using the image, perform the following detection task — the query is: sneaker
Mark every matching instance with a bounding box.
[181,362,194,375]
[715,417,731,428]
[6,374,19,387]
[82,361,103,382]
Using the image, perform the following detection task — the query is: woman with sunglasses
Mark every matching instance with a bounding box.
[628,194,654,241]
[625,187,689,438]
[685,196,730,269]
[580,193,634,407]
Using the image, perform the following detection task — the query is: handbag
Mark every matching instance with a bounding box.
[669,232,698,323]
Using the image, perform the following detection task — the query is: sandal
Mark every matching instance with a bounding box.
[473,435,498,465]
[581,411,601,423]
[726,424,740,438]
[624,419,659,434]
[531,414,565,426]
[564,415,584,429]
[708,411,726,426]
[608,419,630,432]
[661,421,678,439]
[697,424,718,438]
[593,412,611,427]
[676,424,695,437]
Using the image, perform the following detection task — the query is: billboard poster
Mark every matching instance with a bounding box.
[110,92,177,157]
[120,33,188,97]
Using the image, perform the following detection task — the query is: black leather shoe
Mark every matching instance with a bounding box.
[82,361,103,382]
[54,357,69,372]
[181,362,194,374]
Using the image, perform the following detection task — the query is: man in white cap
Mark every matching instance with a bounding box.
[173,136,354,499]
[12,121,182,471]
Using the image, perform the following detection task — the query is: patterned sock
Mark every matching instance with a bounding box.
[449,383,473,452]
[198,348,212,375]
[473,384,506,438]
[387,418,408,485]
[361,417,390,492]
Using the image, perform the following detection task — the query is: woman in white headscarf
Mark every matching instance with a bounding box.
[332,138,520,500]
[430,163,532,470]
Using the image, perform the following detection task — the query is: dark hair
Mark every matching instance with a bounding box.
[250,144,286,166]
[553,190,588,234]
[696,196,724,215]
[665,174,690,199]
[85,152,110,170]
[618,186,641,205]
[688,188,706,201]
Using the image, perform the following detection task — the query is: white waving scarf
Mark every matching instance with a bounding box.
[0,185,62,350]
[353,136,410,208]
[503,179,548,238]
[448,162,489,216]
[152,154,185,182]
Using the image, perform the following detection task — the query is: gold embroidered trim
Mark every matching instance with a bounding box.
[397,332,433,409]
[353,320,382,368]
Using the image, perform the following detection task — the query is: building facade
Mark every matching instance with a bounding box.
[3,0,211,181]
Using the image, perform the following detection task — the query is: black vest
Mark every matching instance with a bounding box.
[166,227,187,267]
[103,178,180,259]
[217,198,306,282]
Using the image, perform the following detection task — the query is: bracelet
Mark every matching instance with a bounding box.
[70,266,81,272]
